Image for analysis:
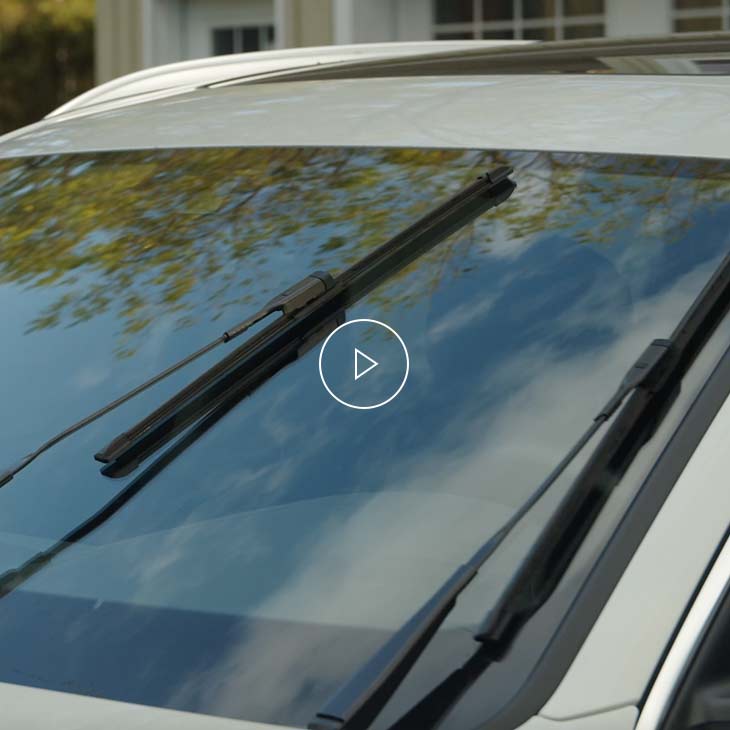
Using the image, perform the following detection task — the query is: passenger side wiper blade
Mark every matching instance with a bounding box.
[306,338,674,730]
[93,167,516,478]
[0,166,516,488]
[322,243,730,730]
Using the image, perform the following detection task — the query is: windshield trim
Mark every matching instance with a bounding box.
[476,339,730,730]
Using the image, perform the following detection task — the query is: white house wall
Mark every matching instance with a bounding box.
[606,0,671,37]
[334,0,430,44]
[143,0,186,67]
[394,0,432,42]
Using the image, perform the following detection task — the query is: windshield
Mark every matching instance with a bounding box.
[1,147,730,729]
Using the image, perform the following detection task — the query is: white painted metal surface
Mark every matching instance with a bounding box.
[518,705,638,730]
[636,533,730,730]
[1,73,730,161]
[540,387,730,720]
[0,669,638,730]
[47,41,528,119]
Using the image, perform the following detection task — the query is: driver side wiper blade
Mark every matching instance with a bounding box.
[0,271,334,488]
[93,166,516,478]
[0,166,515,489]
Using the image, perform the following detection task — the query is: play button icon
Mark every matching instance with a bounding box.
[319,318,409,410]
[354,348,378,381]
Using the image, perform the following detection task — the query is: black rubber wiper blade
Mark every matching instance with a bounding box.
[306,336,674,730]
[473,246,730,651]
[0,273,331,487]
[0,167,515,487]
[96,167,516,478]
[0,270,333,489]
[367,246,730,730]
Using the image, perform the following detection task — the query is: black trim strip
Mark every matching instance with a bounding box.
[480,337,730,730]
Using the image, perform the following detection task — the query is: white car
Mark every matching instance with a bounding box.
[0,35,730,730]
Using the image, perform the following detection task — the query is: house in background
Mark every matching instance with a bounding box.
[95,0,730,83]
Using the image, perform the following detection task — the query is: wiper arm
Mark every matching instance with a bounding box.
[0,167,515,487]
[94,167,516,478]
[0,271,334,488]
[306,338,673,730]
[328,245,730,730]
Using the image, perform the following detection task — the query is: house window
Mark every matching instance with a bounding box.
[672,0,730,31]
[432,0,605,41]
[212,25,275,55]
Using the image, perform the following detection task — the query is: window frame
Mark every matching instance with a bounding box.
[431,0,605,41]
[672,0,730,32]
[634,529,730,730]
[211,24,275,55]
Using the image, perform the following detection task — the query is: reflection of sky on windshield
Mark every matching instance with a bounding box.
[0,148,730,726]
[20,251,722,618]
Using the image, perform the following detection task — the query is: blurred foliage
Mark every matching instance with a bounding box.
[0,146,730,358]
[0,0,94,133]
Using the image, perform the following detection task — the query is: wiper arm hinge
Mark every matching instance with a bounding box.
[374,247,730,730]
[96,167,516,478]
[598,338,674,421]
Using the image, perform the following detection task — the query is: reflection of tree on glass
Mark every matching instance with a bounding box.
[1,147,730,729]
[1,148,729,357]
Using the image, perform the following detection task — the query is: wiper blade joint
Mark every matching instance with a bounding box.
[306,334,677,730]
[96,167,516,478]
[0,167,515,487]
[350,247,730,730]
[0,271,334,489]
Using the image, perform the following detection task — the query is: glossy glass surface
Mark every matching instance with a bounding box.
[0,148,730,728]
[434,0,474,24]
[564,0,605,13]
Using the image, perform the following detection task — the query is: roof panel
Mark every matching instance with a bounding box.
[1,74,729,161]
[47,41,528,119]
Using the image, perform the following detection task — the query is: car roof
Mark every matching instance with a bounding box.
[1,72,730,161]
[47,40,532,119]
[44,33,730,121]
[1,35,730,161]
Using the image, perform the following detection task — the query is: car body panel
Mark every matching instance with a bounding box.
[0,682,637,730]
[1,74,730,162]
[541,385,730,719]
[520,706,638,730]
[47,41,531,120]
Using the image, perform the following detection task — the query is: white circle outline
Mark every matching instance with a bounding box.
[318,318,410,410]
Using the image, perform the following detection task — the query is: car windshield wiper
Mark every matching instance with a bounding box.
[0,166,516,487]
[92,166,516,478]
[308,243,730,730]
[0,271,335,488]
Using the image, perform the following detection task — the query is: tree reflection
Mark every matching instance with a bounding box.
[0,147,729,357]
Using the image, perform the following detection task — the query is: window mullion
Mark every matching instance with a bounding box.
[556,0,564,40]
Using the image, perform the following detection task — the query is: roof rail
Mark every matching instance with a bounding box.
[47,32,730,121]
[47,40,528,120]
[216,31,730,86]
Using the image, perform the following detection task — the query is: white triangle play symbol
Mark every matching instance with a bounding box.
[354,348,379,381]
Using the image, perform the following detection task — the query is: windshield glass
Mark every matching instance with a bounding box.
[1,147,730,728]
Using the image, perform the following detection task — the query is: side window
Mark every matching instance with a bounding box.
[663,569,730,729]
